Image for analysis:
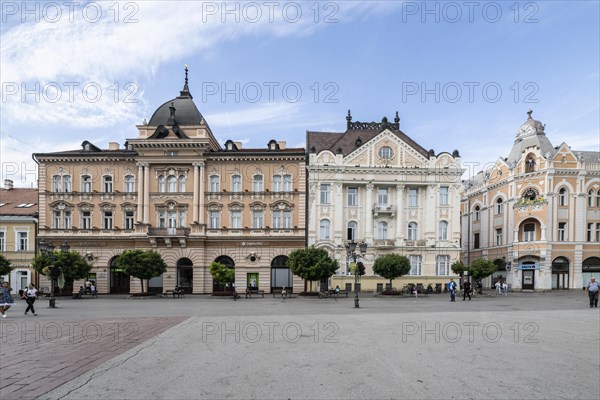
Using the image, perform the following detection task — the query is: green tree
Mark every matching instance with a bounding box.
[0,254,12,277]
[451,260,466,277]
[209,261,235,291]
[372,254,411,287]
[467,258,497,281]
[32,250,91,283]
[287,246,338,292]
[116,250,167,293]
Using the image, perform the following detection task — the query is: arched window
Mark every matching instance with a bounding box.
[439,221,448,240]
[408,222,418,240]
[474,206,480,221]
[347,221,358,240]
[253,175,263,192]
[523,223,536,242]
[103,176,113,193]
[179,175,186,192]
[319,219,330,240]
[82,175,91,193]
[496,198,503,214]
[124,175,135,193]
[558,188,567,206]
[378,221,388,240]
[158,175,165,192]
[167,176,177,192]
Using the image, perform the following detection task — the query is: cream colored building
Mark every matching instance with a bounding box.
[0,180,38,294]
[461,111,600,291]
[307,112,464,291]
[33,71,306,294]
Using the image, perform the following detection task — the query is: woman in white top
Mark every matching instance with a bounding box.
[24,283,38,316]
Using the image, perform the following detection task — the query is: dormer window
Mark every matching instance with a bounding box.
[525,155,535,173]
[268,140,279,150]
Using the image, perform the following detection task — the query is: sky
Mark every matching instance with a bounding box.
[1,0,599,188]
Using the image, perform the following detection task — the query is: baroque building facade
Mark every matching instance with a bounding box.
[0,180,39,294]
[461,111,600,291]
[33,71,306,294]
[307,112,464,291]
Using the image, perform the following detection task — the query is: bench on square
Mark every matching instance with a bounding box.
[245,289,265,298]
[272,290,295,299]
[162,289,184,298]
[318,289,349,299]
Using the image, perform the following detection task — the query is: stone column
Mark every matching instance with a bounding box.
[192,163,199,223]
[136,163,144,223]
[365,184,374,242]
[143,163,150,224]
[198,162,206,225]
[395,185,404,244]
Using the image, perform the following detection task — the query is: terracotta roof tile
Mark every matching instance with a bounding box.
[0,188,38,216]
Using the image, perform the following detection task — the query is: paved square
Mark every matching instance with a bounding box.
[1,292,598,400]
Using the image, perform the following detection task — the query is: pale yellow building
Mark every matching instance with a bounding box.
[461,111,600,291]
[33,70,306,294]
[0,180,38,293]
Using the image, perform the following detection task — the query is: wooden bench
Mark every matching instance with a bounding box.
[272,290,295,299]
[245,289,265,298]
[162,290,184,298]
[319,290,349,298]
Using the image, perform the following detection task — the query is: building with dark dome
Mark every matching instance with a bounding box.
[461,110,600,291]
[33,68,306,295]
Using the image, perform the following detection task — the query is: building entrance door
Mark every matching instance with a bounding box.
[522,270,535,290]
[110,268,130,293]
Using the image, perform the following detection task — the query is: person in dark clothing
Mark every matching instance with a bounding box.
[462,280,472,301]
[24,283,38,316]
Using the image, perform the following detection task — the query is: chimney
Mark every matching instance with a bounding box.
[108,142,120,150]
[4,179,14,190]
[234,141,243,149]
[277,141,286,150]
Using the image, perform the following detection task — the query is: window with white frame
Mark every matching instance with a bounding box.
[320,184,331,204]
[53,175,61,192]
[103,176,113,193]
[439,186,449,205]
[408,188,418,207]
[587,223,593,242]
[496,198,503,214]
[179,175,186,192]
[0,231,4,251]
[273,175,282,192]
[124,211,134,230]
[81,211,91,230]
[436,255,450,276]
[558,222,566,241]
[558,188,567,206]
[377,188,388,206]
[158,210,166,228]
[63,175,72,192]
[408,222,418,240]
[232,175,242,192]
[347,221,357,240]
[283,175,292,192]
[409,255,422,276]
[17,232,28,251]
[167,176,177,193]
[124,175,135,193]
[319,219,330,240]
[209,211,220,229]
[210,175,220,192]
[474,206,480,221]
[252,210,264,228]
[283,210,291,228]
[253,175,263,192]
[158,175,165,192]
[596,223,600,242]
[179,211,186,228]
[589,190,594,207]
[53,210,61,229]
[379,146,393,159]
[82,175,91,193]
[439,221,448,240]
[378,221,388,239]
[64,211,71,228]
[103,211,113,229]
[597,190,600,207]
[523,223,535,242]
[495,228,503,246]
[231,211,241,229]
[347,187,358,206]
[273,207,292,229]
[167,211,177,228]
[53,209,71,229]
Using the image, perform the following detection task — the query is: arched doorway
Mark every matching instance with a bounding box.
[271,255,292,293]
[213,256,235,292]
[582,257,600,289]
[177,258,193,294]
[519,258,539,290]
[551,257,570,290]
[110,256,130,294]
[492,259,507,288]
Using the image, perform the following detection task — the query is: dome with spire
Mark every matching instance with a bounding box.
[148,66,206,126]
[515,109,545,142]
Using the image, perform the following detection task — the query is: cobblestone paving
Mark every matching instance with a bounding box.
[0,316,188,400]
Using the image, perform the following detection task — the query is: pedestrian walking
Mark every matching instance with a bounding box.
[0,281,16,318]
[447,278,457,302]
[24,283,38,316]
[585,277,599,308]
[502,282,508,296]
[462,280,472,301]
[495,280,502,295]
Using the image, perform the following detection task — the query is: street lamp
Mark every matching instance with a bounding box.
[39,239,70,308]
[345,240,367,308]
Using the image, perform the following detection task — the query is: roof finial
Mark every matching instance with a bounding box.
[346,110,352,129]
[527,109,533,119]
[184,64,189,85]
[179,64,192,99]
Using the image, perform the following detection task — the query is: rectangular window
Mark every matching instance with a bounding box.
[53,176,61,192]
[231,211,241,229]
[210,176,219,192]
[81,211,91,230]
[587,223,593,242]
[495,228,503,246]
[273,212,282,229]
[125,211,134,230]
[178,212,185,228]
[408,188,418,207]
[253,211,263,229]
[409,255,422,276]
[63,176,72,192]
[558,222,566,241]
[0,232,4,251]
[273,176,282,192]
[82,176,91,193]
[319,220,330,240]
[320,184,331,204]
[210,212,220,229]
[63,211,71,229]
[283,211,292,229]
[232,176,241,192]
[283,175,292,192]
[347,187,358,206]
[253,176,263,192]
[103,212,113,230]
[377,188,388,206]
[474,233,480,249]
[596,223,600,242]
[436,255,450,276]
[158,210,165,228]
[17,232,28,251]
[125,178,135,193]
[103,177,113,193]
[53,211,61,229]
[439,186,449,205]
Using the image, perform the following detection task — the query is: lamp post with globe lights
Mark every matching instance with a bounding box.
[345,240,367,308]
